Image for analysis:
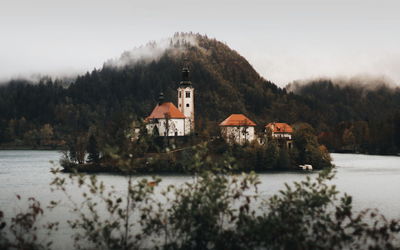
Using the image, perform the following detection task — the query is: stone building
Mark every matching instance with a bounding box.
[219,114,256,144]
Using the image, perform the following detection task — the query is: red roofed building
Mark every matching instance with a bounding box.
[146,93,187,137]
[265,122,293,148]
[219,114,256,144]
[146,102,186,120]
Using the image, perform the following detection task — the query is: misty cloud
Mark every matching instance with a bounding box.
[104,33,199,68]
[286,74,399,95]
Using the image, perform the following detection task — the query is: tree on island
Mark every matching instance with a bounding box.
[293,122,332,168]
[86,134,100,164]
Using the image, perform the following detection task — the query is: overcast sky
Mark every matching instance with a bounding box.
[0,0,399,86]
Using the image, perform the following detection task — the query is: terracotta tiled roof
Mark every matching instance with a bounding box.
[146,102,186,120]
[219,114,256,127]
[266,122,293,133]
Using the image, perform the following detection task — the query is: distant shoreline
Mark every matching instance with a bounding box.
[61,162,316,175]
[0,145,65,151]
[1,146,397,158]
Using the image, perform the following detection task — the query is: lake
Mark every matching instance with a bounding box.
[0,150,400,248]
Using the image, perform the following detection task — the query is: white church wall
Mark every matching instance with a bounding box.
[184,118,191,135]
[221,126,255,144]
[272,133,292,140]
[147,118,186,137]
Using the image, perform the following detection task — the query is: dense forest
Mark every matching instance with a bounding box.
[288,79,400,154]
[0,33,399,155]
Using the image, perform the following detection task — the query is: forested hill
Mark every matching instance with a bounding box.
[288,79,400,154]
[288,79,400,123]
[0,33,399,154]
[67,33,284,126]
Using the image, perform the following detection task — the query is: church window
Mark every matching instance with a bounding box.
[179,91,181,98]
[186,103,189,107]
[186,91,190,98]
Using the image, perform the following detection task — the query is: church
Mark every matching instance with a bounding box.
[145,64,195,136]
[144,64,293,146]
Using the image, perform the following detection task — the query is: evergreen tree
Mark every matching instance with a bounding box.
[152,125,159,137]
[87,134,100,164]
[265,140,279,169]
[277,147,291,169]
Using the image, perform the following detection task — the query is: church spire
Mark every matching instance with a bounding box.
[180,59,192,86]
[158,92,165,105]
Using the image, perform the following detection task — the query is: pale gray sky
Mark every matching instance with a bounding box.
[0,0,399,86]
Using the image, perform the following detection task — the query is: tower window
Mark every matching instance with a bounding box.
[186,92,190,98]
[179,91,181,98]
[186,103,189,107]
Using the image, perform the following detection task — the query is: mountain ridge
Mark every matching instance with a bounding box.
[0,33,399,154]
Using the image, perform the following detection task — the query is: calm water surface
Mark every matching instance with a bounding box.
[0,150,400,248]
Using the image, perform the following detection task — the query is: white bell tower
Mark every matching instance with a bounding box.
[177,63,194,135]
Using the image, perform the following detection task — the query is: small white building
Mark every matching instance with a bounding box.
[265,122,293,140]
[219,114,257,144]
